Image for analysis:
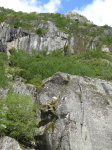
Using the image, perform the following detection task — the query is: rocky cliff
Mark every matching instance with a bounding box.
[0,22,68,55]
[0,72,112,150]
[1,10,112,55]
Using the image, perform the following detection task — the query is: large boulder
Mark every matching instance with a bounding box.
[0,72,112,150]
[0,136,22,150]
[0,136,35,150]
[36,72,112,150]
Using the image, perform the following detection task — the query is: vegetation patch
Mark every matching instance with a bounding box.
[44,121,56,133]
[0,89,39,141]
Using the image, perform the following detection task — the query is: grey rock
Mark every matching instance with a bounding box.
[32,20,59,33]
[104,29,112,35]
[6,31,68,53]
[0,87,8,99]
[36,72,112,150]
[0,21,111,55]
[0,22,68,53]
[0,79,37,101]
[62,12,93,24]
[46,21,59,32]
[1,72,112,150]
[101,45,110,53]
[0,136,35,150]
[69,35,95,53]
[0,136,22,150]
[0,40,7,52]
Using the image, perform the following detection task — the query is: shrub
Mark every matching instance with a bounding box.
[14,20,22,27]
[0,52,8,88]
[0,90,39,141]
[29,74,42,86]
[35,28,44,34]
[49,48,64,57]
[102,24,111,29]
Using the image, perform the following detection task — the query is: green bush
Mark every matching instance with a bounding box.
[29,74,42,86]
[0,52,8,88]
[35,28,44,34]
[9,47,112,84]
[97,34,112,46]
[0,90,39,141]
[14,21,22,27]
[102,24,111,29]
[49,48,64,57]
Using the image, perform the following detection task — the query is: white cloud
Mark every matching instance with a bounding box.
[43,0,61,12]
[73,0,112,26]
[0,0,61,13]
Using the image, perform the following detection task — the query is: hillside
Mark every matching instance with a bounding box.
[0,7,112,150]
[0,7,112,86]
[1,6,112,54]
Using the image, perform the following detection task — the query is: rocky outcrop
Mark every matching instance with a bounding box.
[32,20,59,33]
[0,136,35,150]
[0,136,22,150]
[69,35,98,53]
[0,72,112,150]
[62,12,93,24]
[36,72,112,150]
[1,21,112,55]
[0,22,68,54]
[0,79,37,100]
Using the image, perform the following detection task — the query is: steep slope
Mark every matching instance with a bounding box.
[1,7,112,150]
[0,7,112,55]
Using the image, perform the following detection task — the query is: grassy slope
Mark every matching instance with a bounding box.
[0,7,112,87]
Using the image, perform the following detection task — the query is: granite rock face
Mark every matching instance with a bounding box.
[1,21,112,54]
[36,72,112,150]
[69,35,98,53]
[0,73,112,150]
[0,22,68,54]
[0,136,35,150]
[32,20,59,33]
[62,12,93,24]
[0,136,22,150]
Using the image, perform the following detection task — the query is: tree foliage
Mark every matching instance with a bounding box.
[0,89,39,141]
[0,52,8,88]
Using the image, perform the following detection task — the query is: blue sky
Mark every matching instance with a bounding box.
[0,0,112,26]
[60,0,93,14]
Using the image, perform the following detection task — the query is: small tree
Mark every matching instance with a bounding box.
[0,89,39,141]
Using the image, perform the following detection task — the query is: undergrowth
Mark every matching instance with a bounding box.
[7,48,112,87]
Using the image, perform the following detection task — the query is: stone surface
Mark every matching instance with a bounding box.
[32,20,59,33]
[69,35,97,53]
[0,72,112,150]
[101,45,110,53]
[0,79,37,101]
[62,12,93,24]
[0,136,22,150]
[1,21,112,54]
[36,72,112,150]
[0,136,35,150]
[0,22,68,54]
